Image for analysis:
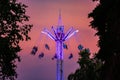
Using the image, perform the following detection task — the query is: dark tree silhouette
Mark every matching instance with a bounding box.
[0,0,32,80]
[88,0,120,80]
[68,49,103,80]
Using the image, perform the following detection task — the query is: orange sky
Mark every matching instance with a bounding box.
[20,0,98,53]
[17,0,99,80]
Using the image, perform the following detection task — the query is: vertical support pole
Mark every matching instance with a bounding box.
[56,40,64,80]
[41,11,78,80]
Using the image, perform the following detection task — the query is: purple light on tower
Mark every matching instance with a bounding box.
[41,11,79,80]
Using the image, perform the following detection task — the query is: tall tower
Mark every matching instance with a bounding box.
[56,10,64,80]
[41,11,78,80]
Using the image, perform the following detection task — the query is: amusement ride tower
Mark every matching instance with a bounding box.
[41,11,79,80]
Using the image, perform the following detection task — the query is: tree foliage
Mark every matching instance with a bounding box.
[88,0,120,60]
[68,49,103,80]
[88,0,120,80]
[0,0,32,80]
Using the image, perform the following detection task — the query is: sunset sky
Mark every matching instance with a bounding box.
[17,0,98,80]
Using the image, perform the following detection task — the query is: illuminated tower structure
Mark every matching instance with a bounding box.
[41,11,79,80]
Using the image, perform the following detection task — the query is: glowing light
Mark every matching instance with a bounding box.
[41,11,78,80]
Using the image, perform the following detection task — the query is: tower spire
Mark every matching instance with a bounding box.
[41,11,79,80]
[58,9,63,26]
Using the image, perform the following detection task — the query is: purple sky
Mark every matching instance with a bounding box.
[17,0,98,80]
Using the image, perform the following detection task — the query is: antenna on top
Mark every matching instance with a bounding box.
[58,9,63,26]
